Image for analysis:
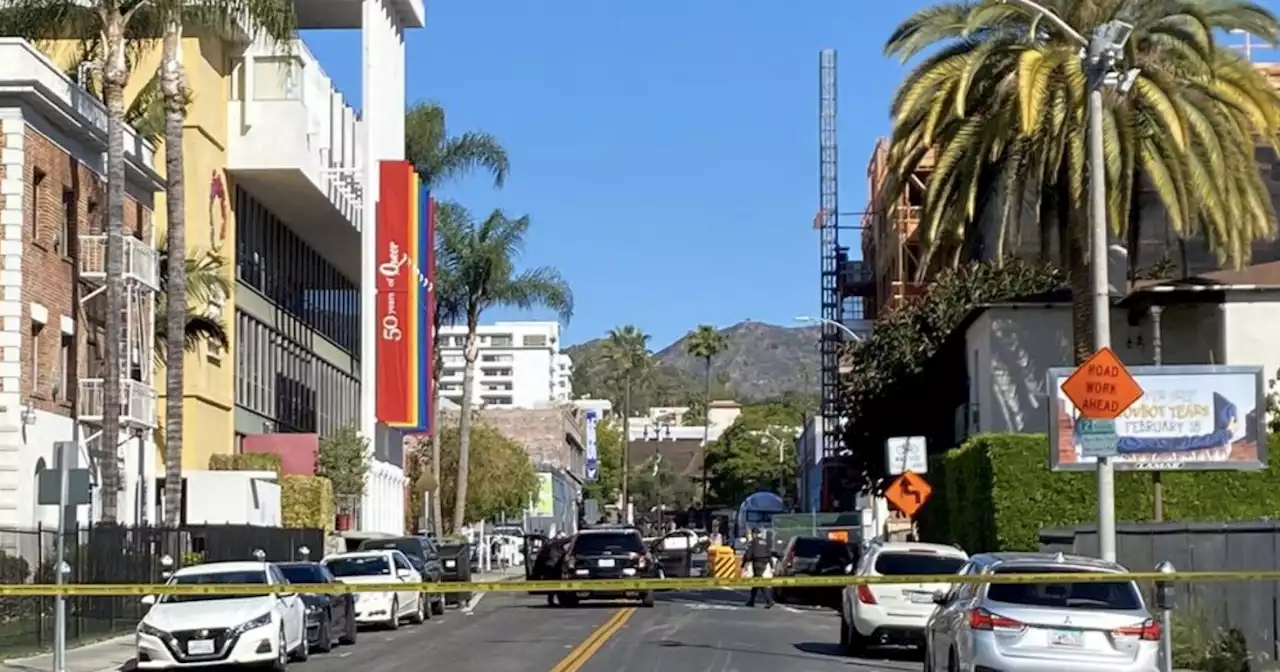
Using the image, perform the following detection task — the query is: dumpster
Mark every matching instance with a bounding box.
[437,543,473,606]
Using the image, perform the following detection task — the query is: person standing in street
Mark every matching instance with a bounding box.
[741,527,775,608]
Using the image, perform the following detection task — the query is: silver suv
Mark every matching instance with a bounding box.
[925,552,1159,672]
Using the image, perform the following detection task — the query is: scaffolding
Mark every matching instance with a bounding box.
[76,233,159,509]
[861,139,934,316]
[817,49,842,466]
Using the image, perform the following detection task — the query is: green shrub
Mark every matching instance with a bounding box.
[282,475,334,532]
[930,433,1280,552]
[209,452,284,480]
[0,551,31,620]
[1172,607,1251,672]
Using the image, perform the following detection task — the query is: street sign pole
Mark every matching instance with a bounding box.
[53,438,74,672]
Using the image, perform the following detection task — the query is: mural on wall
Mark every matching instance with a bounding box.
[209,171,229,250]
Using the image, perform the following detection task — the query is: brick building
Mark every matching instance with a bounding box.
[0,40,164,529]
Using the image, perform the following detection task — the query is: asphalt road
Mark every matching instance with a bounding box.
[298,588,926,672]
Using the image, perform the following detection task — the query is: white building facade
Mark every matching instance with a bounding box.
[437,321,574,408]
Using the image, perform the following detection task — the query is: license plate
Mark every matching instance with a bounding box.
[1049,629,1083,647]
[187,639,215,655]
[598,559,615,568]
[906,592,934,604]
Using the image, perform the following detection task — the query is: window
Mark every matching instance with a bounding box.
[60,188,74,254]
[572,532,645,556]
[986,567,1143,610]
[873,551,968,576]
[30,323,43,394]
[28,169,46,240]
[57,333,71,401]
[489,335,513,347]
[325,555,390,577]
[86,200,100,234]
[522,334,547,347]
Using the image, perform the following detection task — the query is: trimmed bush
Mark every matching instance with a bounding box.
[208,452,284,480]
[282,475,334,533]
[929,433,1280,552]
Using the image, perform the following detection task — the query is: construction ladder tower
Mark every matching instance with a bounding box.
[818,49,842,467]
[77,233,160,521]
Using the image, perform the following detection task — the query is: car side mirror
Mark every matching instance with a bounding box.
[397,569,414,580]
[931,590,949,606]
[140,595,156,607]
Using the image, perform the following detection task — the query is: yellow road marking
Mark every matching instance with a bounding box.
[551,607,636,672]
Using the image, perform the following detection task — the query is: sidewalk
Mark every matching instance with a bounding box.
[2,568,525,672]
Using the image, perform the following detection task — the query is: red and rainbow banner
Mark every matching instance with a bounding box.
[374,160,435,433]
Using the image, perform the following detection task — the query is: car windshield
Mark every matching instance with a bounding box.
[573,533,645,555]
[874,551,967,576]
[987,567,1144,610]
[277,564,327,584]
[325,555,392,577]
[791,538,829,559]
[160,569,269,603]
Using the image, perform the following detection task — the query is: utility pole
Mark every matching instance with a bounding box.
[620,376,631,524]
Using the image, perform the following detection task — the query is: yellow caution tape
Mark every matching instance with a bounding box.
[2,570,1278,596]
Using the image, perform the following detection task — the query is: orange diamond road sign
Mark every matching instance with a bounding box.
[1060,347,1144,420]
[886,471,931,518]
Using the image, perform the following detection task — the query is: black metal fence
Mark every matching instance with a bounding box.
[0,523,323,656]
[1040,521,1280,664]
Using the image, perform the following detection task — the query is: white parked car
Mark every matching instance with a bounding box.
[841,540,969,655]
[135,561,308,670]
[322,550,425,629]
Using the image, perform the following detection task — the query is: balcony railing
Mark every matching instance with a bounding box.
[78,235,159,291]
[77,379,158,429]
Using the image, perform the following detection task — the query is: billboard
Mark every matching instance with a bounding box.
[1048,364,1267,471]
[532,473,555,517]
[374,160,435,432]
[584,410,599,481]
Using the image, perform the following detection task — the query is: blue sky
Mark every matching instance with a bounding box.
[301,0,1277,347]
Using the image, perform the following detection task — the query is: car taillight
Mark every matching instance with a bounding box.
[968,608,1023,631]
[784,549,795,568]
[855,584,877,605]
[1114,619,1161,641]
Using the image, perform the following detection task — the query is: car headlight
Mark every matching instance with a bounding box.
[138,622,167,639]
[230,613,273,636]
[305,603,321,615]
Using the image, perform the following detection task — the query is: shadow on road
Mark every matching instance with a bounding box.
[794,642,924,664]
[654,589,750,607]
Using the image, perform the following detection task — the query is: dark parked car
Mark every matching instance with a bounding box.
[276,562,357,652]
[775,536,859,608]
[436,542,474,607]
[357,536,446,616]
[553,528,659,608]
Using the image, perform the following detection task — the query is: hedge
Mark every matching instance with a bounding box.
[208,452,284,480]
[282,475,334,533]
[924,433,1280,553]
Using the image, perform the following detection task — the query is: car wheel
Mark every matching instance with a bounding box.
[315,615,333,653]
[557,593,579,607]
[291,628,309,662]
[431,594,446,615]
[339,610,357,646]
[843,615,866,656]
[387,598,401,630]
[948,648,959,672]
[839,614,850,650]
[640,592,655,608]
[408,595,426,624]
[272,627,288,671]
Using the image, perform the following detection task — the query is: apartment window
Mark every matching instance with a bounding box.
[60,188,75,254]
[28,169,46,240]
[480,368,512,377]
[489,335,513,347]
[481,354,512,364]
[86,200,100,234]
[30,323,43,394]
[57,333,71,400]
[522,334,547,347]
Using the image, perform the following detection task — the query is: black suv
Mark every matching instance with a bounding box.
[554,528,658,608]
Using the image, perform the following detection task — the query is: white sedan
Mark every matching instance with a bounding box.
[322,550,425,629]
[135,561,308,670]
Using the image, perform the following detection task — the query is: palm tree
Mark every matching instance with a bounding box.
[684,324,728,504]
[405,101,510,189]
[153,243,231,366]
[405,100,511,536]
[601,325,652,513]
[881,0,1280,362]
[437,207,573,532]
[153,0,294,531]
[427,201,466,536]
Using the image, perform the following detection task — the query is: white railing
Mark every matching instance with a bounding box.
[77,379,158,429]
[78,235,159,291]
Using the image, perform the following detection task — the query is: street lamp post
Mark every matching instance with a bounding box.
[795,315,863,341]
[998,0,1137,562]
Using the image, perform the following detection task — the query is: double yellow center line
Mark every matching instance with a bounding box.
[550,607,636,672]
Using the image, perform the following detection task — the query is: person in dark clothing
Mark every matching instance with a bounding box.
[741,528,775,608]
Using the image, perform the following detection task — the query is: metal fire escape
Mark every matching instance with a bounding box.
[77,234,160,490]
[818,49,842,466]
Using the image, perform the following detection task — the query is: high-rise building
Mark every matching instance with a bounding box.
[437,321,573,408]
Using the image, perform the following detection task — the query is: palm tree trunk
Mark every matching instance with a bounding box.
[620,376,631,520]
[99,19,129,524]
[451,324,478,532]
[160,20,187,530]
[699,356,711,505]
[430,338,443,537]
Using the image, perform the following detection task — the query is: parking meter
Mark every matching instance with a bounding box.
[1154,561,1176,610]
